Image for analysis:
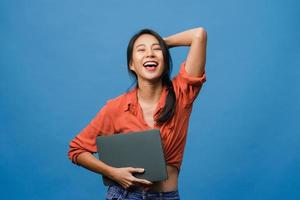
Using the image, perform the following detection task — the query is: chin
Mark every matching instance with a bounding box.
[139,74,163,83]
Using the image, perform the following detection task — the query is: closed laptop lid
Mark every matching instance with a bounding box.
[96,129,168,186]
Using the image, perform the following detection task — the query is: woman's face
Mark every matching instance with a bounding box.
[129,34,164,83]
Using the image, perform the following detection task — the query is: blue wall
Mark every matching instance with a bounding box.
[1,0,299,199]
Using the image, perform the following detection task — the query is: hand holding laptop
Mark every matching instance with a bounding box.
[109,167,153,189]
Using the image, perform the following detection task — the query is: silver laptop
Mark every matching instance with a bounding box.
[96,129,168,186]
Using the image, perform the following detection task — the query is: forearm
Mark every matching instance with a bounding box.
[76,152,115,179]
[164,27,207,48]
[164,27,207,77]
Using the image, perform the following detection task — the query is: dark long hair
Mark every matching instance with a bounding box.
[127,29,176,125]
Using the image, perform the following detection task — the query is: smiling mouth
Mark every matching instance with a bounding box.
[143,61,158,68]
[143,61,158,72]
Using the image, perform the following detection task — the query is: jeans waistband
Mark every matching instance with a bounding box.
[108,185,180,199]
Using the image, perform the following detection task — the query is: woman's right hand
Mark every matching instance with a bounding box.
[109,167,153,189]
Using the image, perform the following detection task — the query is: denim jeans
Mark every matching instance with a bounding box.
[105,185,180,200]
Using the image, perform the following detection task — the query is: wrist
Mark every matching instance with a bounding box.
[106,166,117,180]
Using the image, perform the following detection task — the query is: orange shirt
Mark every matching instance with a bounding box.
[68,62,206,172]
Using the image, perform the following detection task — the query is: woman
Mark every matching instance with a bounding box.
[68,27,207,200]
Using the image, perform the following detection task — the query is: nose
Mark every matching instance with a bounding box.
[146,49,155,58]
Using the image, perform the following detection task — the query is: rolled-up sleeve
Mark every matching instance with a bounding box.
[68,104,115,164]
[172,61,206,107]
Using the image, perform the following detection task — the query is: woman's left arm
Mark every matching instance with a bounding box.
[164,27,207,77]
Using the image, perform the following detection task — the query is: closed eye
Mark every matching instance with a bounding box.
[153,44,161,50]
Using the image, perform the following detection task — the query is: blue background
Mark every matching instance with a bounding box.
[1,0,300,199]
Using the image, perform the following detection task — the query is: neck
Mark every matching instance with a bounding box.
[137,80,163,105]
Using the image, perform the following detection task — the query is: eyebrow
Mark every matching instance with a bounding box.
[135,43,160,48]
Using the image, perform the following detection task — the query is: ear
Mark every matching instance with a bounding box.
[129,62,135,72]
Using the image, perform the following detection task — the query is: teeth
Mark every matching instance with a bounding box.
[144,61,158,67]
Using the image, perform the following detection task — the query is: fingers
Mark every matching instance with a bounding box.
[120,180,133,189]
[127,168,152,185]
[132,177,152,185]
[128,167,145,173]
[116,167,152,189]
[119,178,151,190]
